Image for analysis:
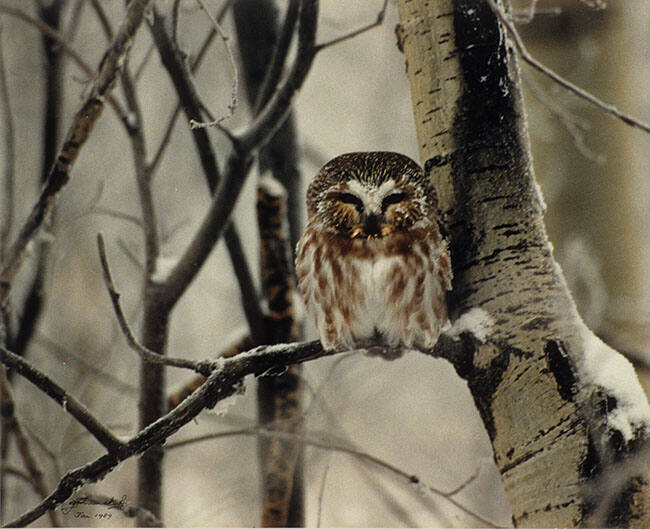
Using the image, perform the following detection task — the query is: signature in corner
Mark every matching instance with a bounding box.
[61,494,127,515]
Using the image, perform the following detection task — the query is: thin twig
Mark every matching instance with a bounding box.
[0,368,60,526]
[487,0,650,134]
[315,0,388,51]
[91,207,144,228]
[35,335,138,396]
[119,65,159,274]
[3,339,329,527]
[157,0,319,310]
[0,0,154,305]
[63,0,86,45]
[148,11,224,173]
[166,427,499,527]
[190,0,239,130]
[96,234,213,376]
[134,41,156,81]
[88,0,114,41]
[252,0,301,114]
[0,4,127,120]
[0,347,124,454]
[523,74,605,164]
[0,25,15,260]
[148,104,182,174]
[316,454,332,527]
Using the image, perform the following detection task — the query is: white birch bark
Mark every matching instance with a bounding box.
[397,0,650,526]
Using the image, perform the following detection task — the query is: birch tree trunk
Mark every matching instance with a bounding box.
[397,0,650,526]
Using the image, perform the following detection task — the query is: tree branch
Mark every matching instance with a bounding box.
[0,368,60,526]
[96,234,213,376]
[0,0,154,305]
[2,316,480,527]
[189,0,239,129]
[486,0,650,134]
[238,0,318,152]
[3,339,329,527]
[149,6,266,344]
[0,24,15,261]
[0,3,126,120]
[159,0,319,310]
[314,0,388,51]
[0,347,123,454]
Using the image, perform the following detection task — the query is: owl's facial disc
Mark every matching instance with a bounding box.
[325,179,418,238]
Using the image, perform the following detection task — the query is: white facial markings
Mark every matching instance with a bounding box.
[346,179,397,216]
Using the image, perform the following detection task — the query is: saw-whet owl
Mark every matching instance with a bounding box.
[295,152,452,356]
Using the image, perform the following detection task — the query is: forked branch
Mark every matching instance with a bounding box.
[487,0,650,134]
[0,0,155,305]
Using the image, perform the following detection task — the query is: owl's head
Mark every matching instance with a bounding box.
[306,152,438,238]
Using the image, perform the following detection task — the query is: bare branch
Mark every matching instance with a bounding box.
[0,0,155,305]
[119,66,159,274]
[148,7,264,339]
[148,10,227,173]
[238,0,319,151]
[91,207,144,228]
[0,3,127,119]
[252,0,301,114]
[315,0,388,51]
[96,234,212,376]
[487,0,650,134]
[0,368,60,526]
[0,25,15,260]
[88,0,114,42]
[134,41,156,81]
[149,7,227,184]
[3,339,328,527]
[189,0,239,129]
[523,75,605,164]
[167,336,254,410]
[158,0,319,310]
[0,347,123,454]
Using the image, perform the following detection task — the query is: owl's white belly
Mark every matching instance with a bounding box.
[296,231,450,354]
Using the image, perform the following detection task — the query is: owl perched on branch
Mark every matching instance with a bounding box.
[295,152,452,357]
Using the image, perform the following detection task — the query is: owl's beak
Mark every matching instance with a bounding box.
[364,213,382,237]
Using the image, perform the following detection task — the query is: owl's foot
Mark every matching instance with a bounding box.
[362,345,405,360]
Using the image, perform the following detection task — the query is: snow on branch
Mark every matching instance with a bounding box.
[577,322,650,443]
[446,308,495,343]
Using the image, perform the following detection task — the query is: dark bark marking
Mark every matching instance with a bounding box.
[465,346,510,441]
[522,316,554,331]
[500,228,525,237]
[500,445,544,474]
[424,154,450,172]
